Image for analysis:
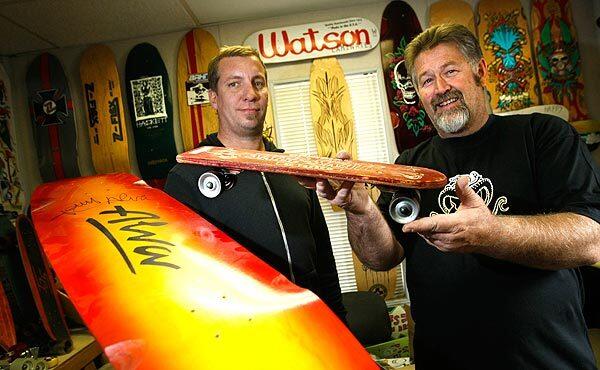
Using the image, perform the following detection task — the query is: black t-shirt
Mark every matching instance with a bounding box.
[379,114,599,369]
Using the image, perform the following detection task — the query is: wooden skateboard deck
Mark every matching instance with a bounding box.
[0,64,24,216]
[309,57,357,161]
[15,215,71,354]
[80,44,131,174]
[30,173,379,370]
[531,0,588,121]
[177,28,220,151]
[380,0,436,153]
[495,103,569,121]
[429,0,476,35]
[177,146,447,190]
[125,43,177,188]
[477,0,540,112]
[26,53,80,182]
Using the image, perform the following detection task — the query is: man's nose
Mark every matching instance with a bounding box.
[243,83,259,101]
[434,76,451,94]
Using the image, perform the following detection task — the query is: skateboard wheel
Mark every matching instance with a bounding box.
[389,190,420,224]
[198,172,223,198]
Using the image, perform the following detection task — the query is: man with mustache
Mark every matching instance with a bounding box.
[164,46,346,320]
[315,24,600,368]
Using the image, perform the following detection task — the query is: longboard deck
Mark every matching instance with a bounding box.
[15,215,71,354]
[26,53,80,182]
[380,0,436,153]
[177,146,448,189]
[125,43,177,188]
[429,0,476,34]
[30,173,379,370]
[0,63,25,216]
[176,28,220,151]
[477,0,540,112]
[530,0,588,121]
[80,44,131,174]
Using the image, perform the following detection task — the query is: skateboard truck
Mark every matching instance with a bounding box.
[197,169,237,198]
[388,189,420,224]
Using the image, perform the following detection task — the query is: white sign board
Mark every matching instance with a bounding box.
[244,17,379,64]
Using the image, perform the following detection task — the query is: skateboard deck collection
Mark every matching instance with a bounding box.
[477,0,540,112]
[380,0,436,154]
[0,64,24,217]
[429,0,476,35]
[125,43,178,188]
[530,0,588,121]
[26,53,80,182]
[30,173,379,370]
[176,28,220,151]
[80,44,131,174]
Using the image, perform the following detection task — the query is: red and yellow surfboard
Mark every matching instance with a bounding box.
[30,173,377,370]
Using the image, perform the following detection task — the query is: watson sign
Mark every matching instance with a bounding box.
[244,18,379,64]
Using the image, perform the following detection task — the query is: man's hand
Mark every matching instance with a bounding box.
[402,176,496,254]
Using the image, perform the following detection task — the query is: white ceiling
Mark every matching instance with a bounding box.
[0,0,382,57]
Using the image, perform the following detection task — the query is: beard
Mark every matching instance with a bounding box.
[430,89,470,135]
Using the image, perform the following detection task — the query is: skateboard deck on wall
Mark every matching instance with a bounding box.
[125,43,177,189]
[477,0,540,112]
[80,44,131,174]
[26,53,80,182]
[495,103,569,121]
[30,173,379,370]
[380,0,436,154]
[178,145,448,300]
[15,215,71,355]
[429,0,476,35]
[177,28,220,151]
[530,0,588,121]
[0,64,24,217]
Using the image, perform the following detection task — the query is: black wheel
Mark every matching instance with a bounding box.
[389,189,420,224]
[198,171,223,198]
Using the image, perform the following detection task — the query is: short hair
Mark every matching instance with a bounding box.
[404,24,482,84]
[207,45,267,91]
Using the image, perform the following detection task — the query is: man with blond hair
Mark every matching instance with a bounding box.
[165,46,346,320]
[315,24,600,368]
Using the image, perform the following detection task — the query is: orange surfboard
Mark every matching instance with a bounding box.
[30,173,379,370]
[177,28,220,151]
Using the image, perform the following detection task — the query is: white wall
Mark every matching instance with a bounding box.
[2,0,599,207]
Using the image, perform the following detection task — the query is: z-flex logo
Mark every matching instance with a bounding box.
[431,171,509,216]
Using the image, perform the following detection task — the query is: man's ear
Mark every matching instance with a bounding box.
[209,89,218,110]
[477,58,487,85]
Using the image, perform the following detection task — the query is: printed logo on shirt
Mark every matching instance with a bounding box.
[431,171,509,216]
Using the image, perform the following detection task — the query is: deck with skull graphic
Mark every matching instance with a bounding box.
[125,43,177,189]
[380,0,436,154]
[26,53,80,182]
[531,0,588,121]
[477,0,540,113]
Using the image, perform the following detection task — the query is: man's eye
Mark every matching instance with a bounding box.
[228,81,239,88]
[255,80,265,89]
[422,78,433,87]
[446,69,458,76]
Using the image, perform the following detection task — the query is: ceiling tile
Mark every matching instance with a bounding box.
[0,0,195,49]
[0,16,53,55]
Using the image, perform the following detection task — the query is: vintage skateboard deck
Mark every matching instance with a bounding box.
[15,215,71,354]
[125,43,177,188]
[30,173,379,370]
[380,0,436,154]
[429,0,476,35]
[176,28,220,151]
[26,53,80,182]
[80,44,131,174]
[495,103,569,121]
[531,0,588,121]
[309,57,357,161]
[0,64,24,216]
[178,146,447,191]
[477,0,540,112]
